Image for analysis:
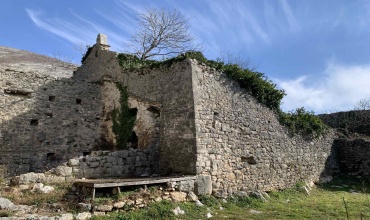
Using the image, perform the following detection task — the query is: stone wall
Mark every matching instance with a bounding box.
[0,43,162,177]
[0,68,103,175]
[191,59,337,196]
[334,138,370,176]
[121,61,197,175]
[75,43,197,175]
[1,36,342,196]
[78,148,159,178]
[319,110,370,136]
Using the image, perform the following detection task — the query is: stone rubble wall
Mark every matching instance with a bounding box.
[121,60,197,175]
[75,44,197,175]
[0,68,103,175]
[334,138,370,176]
[0,44,162,178]
[1,41,342,196]
[12,147,159,182]
[319,110,370,136]
[77,148,159,178]
[191,60,337,196]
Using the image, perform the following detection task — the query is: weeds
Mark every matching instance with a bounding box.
[0,165,8,185]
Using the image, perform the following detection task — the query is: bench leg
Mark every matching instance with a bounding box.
[92,188,96,201]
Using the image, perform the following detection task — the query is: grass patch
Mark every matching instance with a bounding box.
[1,181,78,212]
[0,210,12,217]
[91,176,370,219]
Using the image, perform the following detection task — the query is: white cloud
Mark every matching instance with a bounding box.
[25,7,129,52]
[26,9,82,44]
[277,61,370,113]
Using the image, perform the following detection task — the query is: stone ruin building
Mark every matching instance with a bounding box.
[0,34,368,196]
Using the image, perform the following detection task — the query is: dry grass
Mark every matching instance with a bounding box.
[1,181,78,213]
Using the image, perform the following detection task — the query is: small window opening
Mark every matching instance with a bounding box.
[45,112,53,118]
[76,98,82,105]
[46,153,56,161]
[49,96,55,102]
[129,108,138,116]
[241,156,257,164]
[83,152,91,156]
[30,119,39,126]
[147,106,160,117]
[127,132,138,149]
[212,112,219,128]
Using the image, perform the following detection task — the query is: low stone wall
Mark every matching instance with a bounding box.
[11,147,159,183]
[77,148,159,178]
[334,138,370,176]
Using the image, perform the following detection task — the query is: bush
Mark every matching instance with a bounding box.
[278,108,328,137]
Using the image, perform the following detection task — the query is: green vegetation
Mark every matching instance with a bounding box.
[91,176,370,220]
[111,83,137,149]
[117,51,328,137]
[0,165,8,185]
[81,46,93,63]
[279,107,328,137]
[1,181,78,212]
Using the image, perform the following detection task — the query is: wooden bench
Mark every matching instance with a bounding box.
[74,176,196,200]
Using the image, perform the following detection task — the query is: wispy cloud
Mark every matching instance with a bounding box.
[25,7,128,51]
[277,61,370,113]
[280,0,299,32]
[26,9,83,44]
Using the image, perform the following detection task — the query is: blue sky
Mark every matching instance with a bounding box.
[2,0,370,113]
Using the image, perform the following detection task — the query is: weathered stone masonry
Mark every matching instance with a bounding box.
[191,61,337,195]
[0,69,103,174]
[0,42,160,177]
[1,35,343,196]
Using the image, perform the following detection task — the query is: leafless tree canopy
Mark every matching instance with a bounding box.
[126,8,200,60]
[218,51,254,70]
[354,98,370,110]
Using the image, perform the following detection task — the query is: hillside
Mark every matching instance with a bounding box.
[0,46,76,78]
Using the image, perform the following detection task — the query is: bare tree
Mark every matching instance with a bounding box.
[74,43,91,58]
[126,8,201,60]
[218,51,254,70]
[354,98,370,110]
[47,50,77,71]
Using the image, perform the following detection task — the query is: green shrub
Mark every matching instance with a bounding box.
[198,195,221,207]
[278,107,328,137]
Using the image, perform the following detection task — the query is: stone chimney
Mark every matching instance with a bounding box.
[96,33,110,50]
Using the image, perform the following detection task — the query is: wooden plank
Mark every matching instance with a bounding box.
[74,182,95,187]
[88,176,196,188]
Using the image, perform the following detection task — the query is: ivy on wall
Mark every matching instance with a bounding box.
[111,83,137,149]
[81,46,93,63]
[117,52,328,137]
